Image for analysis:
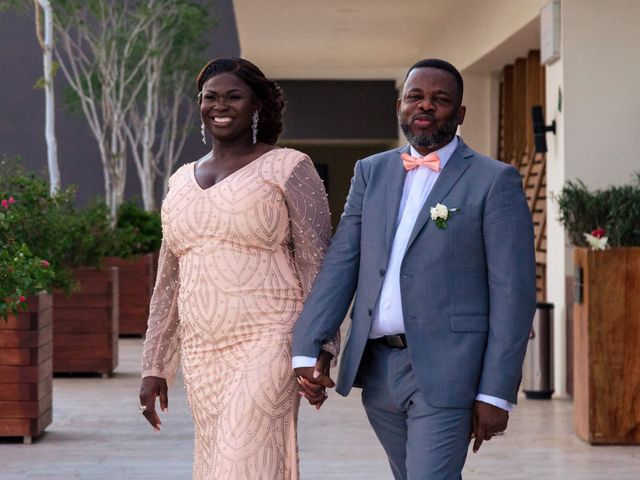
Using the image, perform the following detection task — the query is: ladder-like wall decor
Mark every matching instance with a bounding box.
[498,50,547,301]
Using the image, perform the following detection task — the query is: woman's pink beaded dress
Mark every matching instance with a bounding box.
[142,149,337,479]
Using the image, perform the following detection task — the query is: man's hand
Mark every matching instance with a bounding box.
[294,350,335,410]
[471,400,509,453]
[139,376,168,431]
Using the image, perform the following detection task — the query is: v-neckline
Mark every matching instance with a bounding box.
[191,148,281,192]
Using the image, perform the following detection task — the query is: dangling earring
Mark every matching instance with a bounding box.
[197,91,206,145]
[251,110,259,144]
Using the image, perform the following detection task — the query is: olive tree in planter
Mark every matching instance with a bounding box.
[556,174,640,444]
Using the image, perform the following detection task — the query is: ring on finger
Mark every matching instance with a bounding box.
[139,404,147,413]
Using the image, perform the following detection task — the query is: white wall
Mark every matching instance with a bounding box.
[546,0,640,397]
[561,0,640,186]
[545,51,566,398]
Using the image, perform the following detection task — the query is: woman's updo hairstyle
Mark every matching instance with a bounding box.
[196,57,286,145]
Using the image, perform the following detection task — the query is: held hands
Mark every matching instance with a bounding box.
[139,376,169,431]
[470,400,509,453]
[294,350,335,410]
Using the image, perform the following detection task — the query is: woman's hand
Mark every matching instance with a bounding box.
[139,376,168,431]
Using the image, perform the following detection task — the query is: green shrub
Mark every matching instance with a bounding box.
[0,243,55,320]
[109,201,161,258]
[556,173,640,247]
[0,157,110,293]
[0,158,162,320]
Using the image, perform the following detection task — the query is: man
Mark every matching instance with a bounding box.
[292,58,536,479]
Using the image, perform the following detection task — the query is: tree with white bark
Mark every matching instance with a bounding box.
[33,0,60,195]
[51,0,211,217]
[51,0,155,219]
[123,1,211,210]
[1,0,61,194]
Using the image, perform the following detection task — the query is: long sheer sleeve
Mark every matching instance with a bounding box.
[141,238,181,384]
[284,157,340,358]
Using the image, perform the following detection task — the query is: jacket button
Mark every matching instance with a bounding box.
[379,268,385,277]
[368,308,373,316]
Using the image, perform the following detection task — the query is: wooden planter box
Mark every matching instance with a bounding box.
[104,253,156,336]
[0,293,53,443]
[573,247,640,444]
[53,267,119,377]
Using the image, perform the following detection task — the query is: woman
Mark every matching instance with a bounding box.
[139,57,338,479]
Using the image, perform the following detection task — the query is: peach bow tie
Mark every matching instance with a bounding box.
[401,152,441,172]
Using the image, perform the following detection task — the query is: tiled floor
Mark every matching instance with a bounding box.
[1,338,639,479]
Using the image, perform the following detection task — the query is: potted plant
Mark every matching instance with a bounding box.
[0,159,118,377]
[50,199,120,377]
[103,201,161,336]
[556,173,640,444]
[0,189,56,443]
[0,158,86,294]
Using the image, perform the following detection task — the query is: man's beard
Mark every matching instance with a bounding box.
[400,117,459,150]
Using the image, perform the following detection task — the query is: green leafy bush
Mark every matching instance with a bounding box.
[108,201,161,258]
[0,158,162,320]
[556,173,640,247]
[0,243,55,320]
[0,157,111,293]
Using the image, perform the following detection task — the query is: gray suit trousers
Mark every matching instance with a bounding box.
[360,342,472,480]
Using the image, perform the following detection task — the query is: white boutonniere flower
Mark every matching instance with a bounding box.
[430,203,458,229]
[583,228,608,251]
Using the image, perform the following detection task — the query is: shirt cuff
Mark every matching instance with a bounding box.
[292,356,318,369]
[475,394,514,412]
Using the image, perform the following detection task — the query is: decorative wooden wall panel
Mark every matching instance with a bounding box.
[498,50,547,301]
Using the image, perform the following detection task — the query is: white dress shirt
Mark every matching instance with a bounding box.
[292,137,513,411]
[368,138,458,337]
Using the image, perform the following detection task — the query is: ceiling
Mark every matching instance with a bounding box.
[233,0,547,80]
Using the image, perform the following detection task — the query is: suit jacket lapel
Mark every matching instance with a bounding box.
[385,146,410,252]
[405,141,474,251]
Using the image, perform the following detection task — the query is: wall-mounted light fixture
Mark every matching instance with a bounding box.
[531,105,556,153]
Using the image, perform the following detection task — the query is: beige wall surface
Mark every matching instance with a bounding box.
[545,0,640,398]
[460,71,501,158]
[436,0,548,71]
[234,0,548,80]
[560,0,640,188]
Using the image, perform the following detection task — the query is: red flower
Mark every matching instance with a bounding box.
[591,228,607,239]
[8,196,15,204]
[1,199,8,209]
[41,259,50,268]
[18,296,26,303]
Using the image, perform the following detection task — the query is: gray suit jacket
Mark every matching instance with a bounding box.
[292,139,537,408]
